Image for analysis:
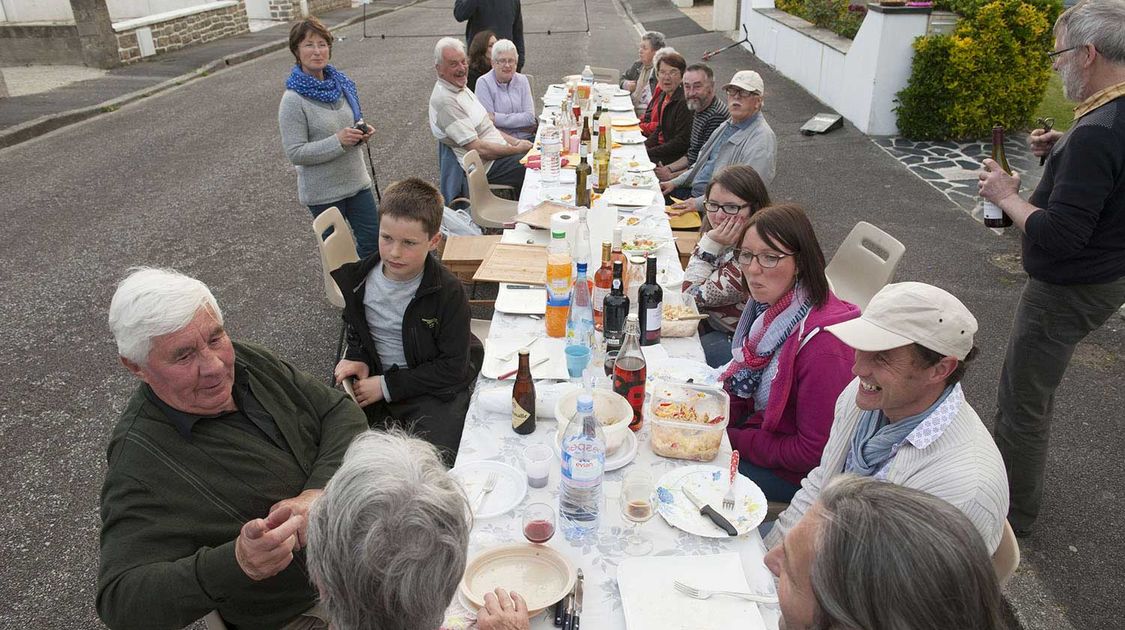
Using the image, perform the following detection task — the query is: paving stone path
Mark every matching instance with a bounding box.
[871,135,1045,218]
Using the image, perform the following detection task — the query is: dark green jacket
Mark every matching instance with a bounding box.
[97,341,366,629]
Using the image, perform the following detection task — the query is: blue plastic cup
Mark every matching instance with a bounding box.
[565,345,592,378]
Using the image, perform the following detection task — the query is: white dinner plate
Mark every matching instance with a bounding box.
[450,460,527,519]
[608,102,634,112]
[616,132,646,145]
[655,465,768,538]
[551,424,639,472]
[612,115,642,126]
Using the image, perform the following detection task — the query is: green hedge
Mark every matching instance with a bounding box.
[776,0,868,40]
[895,0,1062,140]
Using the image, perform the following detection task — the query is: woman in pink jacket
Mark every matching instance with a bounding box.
[722,203,860,501]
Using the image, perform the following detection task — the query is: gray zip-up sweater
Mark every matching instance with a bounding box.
[278,89,371,205]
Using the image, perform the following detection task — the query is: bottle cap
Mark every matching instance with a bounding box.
[576,394,594,414]
[518,348,530,355]
[627,313,639,322]
[552,230,566,239]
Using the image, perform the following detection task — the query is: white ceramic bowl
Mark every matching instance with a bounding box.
[554,388,634,455]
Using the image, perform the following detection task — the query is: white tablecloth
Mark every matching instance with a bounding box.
[452,83,780,630]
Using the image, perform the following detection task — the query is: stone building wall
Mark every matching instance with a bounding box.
[268,0,352,22]
[116,1,248,64]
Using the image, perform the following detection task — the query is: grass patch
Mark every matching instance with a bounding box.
[1033,73,1074,131]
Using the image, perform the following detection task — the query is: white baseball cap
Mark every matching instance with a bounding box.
[724,70,764,95]
[825,282,978,360]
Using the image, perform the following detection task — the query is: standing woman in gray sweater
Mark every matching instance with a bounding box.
[279,17,379,258]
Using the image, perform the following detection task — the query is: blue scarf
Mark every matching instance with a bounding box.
[286,64,363,122]
[845,385,955,477]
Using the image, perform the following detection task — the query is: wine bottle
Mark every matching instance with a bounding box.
[983,125,1014,229]
[613,314,648,432]
[512,349,536,435]
[593,242,612,331]
[637,253,663,346]
[593,124,610,195]
[602,260,630,355]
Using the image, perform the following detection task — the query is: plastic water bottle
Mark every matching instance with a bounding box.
[566,261,595,350]
[540,119,562,185]
[581,65,594,86]
[559,393,606,541]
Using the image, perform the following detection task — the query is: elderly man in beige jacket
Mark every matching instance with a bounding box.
[764,282,1009,553]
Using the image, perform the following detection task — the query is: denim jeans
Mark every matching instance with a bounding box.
[308,187,380,259]
[699,328,734,368]
[994,276,1125,531]
[739,458,801,502]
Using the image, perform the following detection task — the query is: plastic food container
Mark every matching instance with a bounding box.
[647,380,730,462]
[660,293,700,338]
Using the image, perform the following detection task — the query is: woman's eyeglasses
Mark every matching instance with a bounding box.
[703,200,750,215]
[733,249,794,268]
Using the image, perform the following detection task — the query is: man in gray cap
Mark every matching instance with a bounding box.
[662,69,777,213]
[763,282,1009,554]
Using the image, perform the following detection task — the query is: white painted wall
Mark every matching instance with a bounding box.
[0,0,75,22]
[107,0,223,21]
[741,0,929,135]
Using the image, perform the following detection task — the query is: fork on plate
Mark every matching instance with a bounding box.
[673,580,777,604]
[723,451,739,511]
[498,336,540,363]
[472,472,499,513]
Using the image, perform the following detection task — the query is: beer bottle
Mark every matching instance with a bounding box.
[575,143,592,209]
[512,349,536,435]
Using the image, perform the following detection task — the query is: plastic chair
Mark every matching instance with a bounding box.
[203,611,228,629]
[470,318,492,342]
[992,520,1020,587]
[592,66,620,85]
[438,141,470,209]
[312,207,360,378]
[824,221,905,310]
[463,149,519,229]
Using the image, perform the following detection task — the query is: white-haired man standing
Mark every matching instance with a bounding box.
[97,267,366,629]
[979,0,1125,538]
[429,36,532,191]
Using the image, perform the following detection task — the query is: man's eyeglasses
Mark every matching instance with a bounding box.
[733,249,795,268]
[703,200,750,215]
[725,88,760,100]
[301,42,330,51]
[1047,45,1077,59]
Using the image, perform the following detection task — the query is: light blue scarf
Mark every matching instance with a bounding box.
[845,385,955,476]
[286,64,363,123]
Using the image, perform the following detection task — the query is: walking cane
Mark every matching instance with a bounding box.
[702,25,755,60]
[363,139,382,202]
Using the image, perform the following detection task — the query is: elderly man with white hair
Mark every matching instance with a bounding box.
[96,267,367,630]
[429,36,532,191]
[307,430,531,630]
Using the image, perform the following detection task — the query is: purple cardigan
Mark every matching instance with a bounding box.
[475,69,537,140]
[727,292,860,485]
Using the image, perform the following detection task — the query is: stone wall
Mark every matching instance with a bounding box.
[268,0,352,22]
[115,1,248,63]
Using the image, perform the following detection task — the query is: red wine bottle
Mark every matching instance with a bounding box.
[637,254,662,346]
[602,260,630,355]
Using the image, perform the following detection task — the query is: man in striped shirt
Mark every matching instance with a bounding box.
[654,64,728,182]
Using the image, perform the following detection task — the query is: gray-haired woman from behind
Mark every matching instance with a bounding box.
[765,475,1011,630]
[306,430,531,630]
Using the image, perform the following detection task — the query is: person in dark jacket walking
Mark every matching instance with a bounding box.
[332,178,483,466]
[454,0,525,72]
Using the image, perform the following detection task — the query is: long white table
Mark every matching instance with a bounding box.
[449,83,780,630]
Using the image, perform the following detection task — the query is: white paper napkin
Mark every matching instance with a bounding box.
[617,553,767,630]
[481,337,570,380]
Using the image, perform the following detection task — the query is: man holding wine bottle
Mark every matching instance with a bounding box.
[978,0,1125,537]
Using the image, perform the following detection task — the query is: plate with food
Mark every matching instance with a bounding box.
[616,131,646,145]
[602,188,656,208]
[618,171,656,188]
[542,189,576,204]
[620,235,671,254]
[655,465,768,538]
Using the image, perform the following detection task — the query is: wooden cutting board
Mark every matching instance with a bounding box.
[513,200,576,230]
[472,242,548,285]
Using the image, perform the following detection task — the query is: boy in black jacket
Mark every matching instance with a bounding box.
[332,178,482,466]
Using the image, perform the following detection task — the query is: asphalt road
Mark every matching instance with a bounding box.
[0,0,1121,627]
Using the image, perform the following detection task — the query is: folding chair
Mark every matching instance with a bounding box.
[592,66,620,85]
[312,207,360,381]
[203,611,228,629]
[824,221,905,310]
[992,520,1021,587]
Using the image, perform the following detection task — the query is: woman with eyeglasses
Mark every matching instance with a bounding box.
[721,203,860,502]
[642,51,693,165]
[683,166,771,368]
[278,17,379,258]
[475,39,536,141]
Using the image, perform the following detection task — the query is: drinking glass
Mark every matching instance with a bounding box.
[523,503,556,544]
[619,469,655,555]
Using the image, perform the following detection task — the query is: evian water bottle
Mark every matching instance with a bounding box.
[540,119,562,186]
[559,393,605,541]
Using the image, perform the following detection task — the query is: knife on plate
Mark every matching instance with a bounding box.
[682,486,739,536]
[565,569,584,630]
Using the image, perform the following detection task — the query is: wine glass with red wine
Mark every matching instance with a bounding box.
[620,469,656,556]
[523,503,556,544]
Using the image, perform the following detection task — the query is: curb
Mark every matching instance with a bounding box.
[0,4,406,151]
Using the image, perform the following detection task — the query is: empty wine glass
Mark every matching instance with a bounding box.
[523,503,556,544]
[619,469,655,556]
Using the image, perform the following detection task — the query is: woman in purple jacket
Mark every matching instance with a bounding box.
[475,39,536,140]
[722,203,860,501]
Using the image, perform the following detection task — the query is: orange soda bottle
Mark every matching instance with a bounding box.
[545,230,573,337]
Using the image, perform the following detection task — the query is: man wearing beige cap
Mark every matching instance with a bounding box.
[662,69,777,213]
[764,282,1009,553]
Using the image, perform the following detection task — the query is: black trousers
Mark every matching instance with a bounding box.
[364,389,470,468]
